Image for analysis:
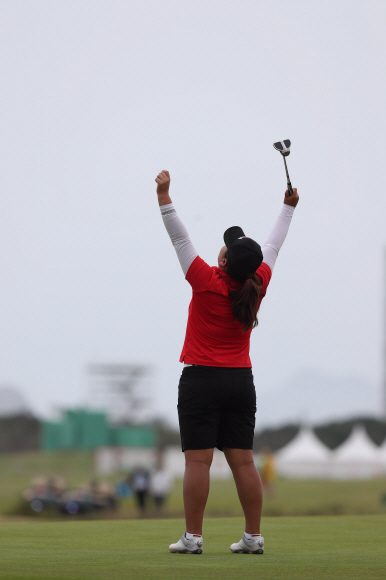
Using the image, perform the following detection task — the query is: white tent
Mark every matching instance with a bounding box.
[330,425,384,479]
[275,427,332,479]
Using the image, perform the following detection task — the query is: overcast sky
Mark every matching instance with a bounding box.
[1,0,386,427]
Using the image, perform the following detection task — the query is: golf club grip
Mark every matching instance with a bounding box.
[287,182,293,196]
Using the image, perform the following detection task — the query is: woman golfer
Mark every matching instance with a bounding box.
[155,170,299,554]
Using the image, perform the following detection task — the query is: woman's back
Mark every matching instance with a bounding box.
[179,257,271,367]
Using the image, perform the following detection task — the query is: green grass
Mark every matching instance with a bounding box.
[1,515,385,579]
[173,477,386,517]
[2,450,386,518]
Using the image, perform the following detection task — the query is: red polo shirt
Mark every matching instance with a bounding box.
[179,256,272,367]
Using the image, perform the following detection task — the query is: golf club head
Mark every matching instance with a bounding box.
[273,139,291,157]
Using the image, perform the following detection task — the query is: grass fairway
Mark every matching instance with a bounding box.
[1,515,385,580]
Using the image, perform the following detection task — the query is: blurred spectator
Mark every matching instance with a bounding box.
[260,447,277,498]
[22,476,117,514]
[115,475,133,499]
[150,461,173,509]
[131,467,150,513]
[22,476,66,512]
[88,480,117,510]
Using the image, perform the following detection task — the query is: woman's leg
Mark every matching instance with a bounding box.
[223,448,263,534]
[183,448,214,535]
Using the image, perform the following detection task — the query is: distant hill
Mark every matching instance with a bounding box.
[0,386,31,417]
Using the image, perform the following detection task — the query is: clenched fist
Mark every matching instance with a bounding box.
[284,187,299,208]
[155,170,172,206]
[155,170,170,195]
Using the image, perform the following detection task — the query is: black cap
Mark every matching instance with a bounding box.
[223,226,263,282]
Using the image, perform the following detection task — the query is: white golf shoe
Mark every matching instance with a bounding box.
[169,533,203,554]
[230,534,264,554]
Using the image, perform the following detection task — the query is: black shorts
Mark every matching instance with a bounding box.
[177,365,256,452]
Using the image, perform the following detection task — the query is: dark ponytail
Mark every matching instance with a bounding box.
[228,274,261,332]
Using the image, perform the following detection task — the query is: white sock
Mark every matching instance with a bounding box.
[244,532,261,540]
[185,532,202,540]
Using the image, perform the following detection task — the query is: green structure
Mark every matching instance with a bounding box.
[41,410,156,451]
[111,426,157,447]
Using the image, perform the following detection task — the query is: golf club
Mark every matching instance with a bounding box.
[273,139,293,196]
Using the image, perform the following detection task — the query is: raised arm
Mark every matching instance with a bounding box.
[262,188,299,272]
[155,170,198,276]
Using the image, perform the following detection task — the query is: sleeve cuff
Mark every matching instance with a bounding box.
[282,204,295,216]
[160,203,175,215]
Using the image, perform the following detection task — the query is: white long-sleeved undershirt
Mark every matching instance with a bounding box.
[260,204,294,271]
[160,204,198,276]
[160,202,294,276]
